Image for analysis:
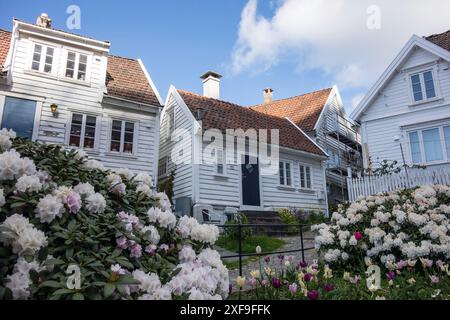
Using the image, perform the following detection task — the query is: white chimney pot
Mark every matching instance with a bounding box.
[200,71,222,99]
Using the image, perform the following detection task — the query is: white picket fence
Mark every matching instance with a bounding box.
[347,167,450,201]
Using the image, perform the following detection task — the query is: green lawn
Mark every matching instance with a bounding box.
[216,235,286,270]
[216,235,286,254]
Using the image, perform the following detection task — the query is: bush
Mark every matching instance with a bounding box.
[0,130,229,300]
[312,186,450,272]
[278,209,297,225]
[223,213,252,241]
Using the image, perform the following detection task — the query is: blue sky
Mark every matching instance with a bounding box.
[2,1,450,114]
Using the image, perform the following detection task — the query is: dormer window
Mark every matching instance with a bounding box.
[410,70,437,103]
[65,51,88,81]
[31,44,54,74]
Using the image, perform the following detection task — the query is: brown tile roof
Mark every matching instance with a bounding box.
[0,28,161,107]
[425,29,450,52]
[0,29,11,71]
[178,90,326,156]
[106,55,161,106]
[250,88,332,132]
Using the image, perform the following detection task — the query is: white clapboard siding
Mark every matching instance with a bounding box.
[347,167,450,201]
[2,31,160,176]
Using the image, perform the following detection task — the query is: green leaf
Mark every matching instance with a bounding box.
[104,283,115,298]
[72,293,84,300]
[52,288,74,296]
[40,280,63,288]
[116,275,141,285]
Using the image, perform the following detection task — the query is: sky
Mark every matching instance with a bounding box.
[2,0,450,114]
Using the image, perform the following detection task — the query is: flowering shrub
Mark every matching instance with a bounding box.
[0,130,228,300]
[232,254,449,300]
[313,186,450,271]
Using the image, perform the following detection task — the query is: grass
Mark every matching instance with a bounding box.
[216,235,286,270]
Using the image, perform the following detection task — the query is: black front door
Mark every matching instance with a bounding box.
[241,155,261,207]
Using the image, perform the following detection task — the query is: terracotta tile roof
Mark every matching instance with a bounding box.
[178,90,325,156]
[0,28,161,106]
[106,55,161,107]
[250,88,332,132]
[425,29,450,52]
[0,29,11,71]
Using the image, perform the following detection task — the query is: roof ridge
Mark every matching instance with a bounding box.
[0,28,11,34]
[108,54,138,61]
[425,29,450,39]
[250,87,332,108]
[177,89,300,125]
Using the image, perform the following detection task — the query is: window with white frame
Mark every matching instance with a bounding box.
[68,113,97,149]
[167,107,175,138]
[65,51,88,81]
[279,161,292,186]
[31,43,55,74]
[299,164,312,189]
[110,120,135,154]
[410,70,437,103]
[158,156,168,177]
[408,124,450,164]
[216,148,226,175]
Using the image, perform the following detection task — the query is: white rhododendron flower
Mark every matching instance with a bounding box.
[0,150,36,180]
[1,214,47,255]
[85,193,106,213]
[313,185,450,266]
[155,192,171,211]
[176,215,219,245]
[15,175,43,193]
[73,149,87,160]
[134,172,153,186]
[35,194,64,223]
[132,270,162,294]
[141,225,160,245]
[147,207,176,229]
[114,168,135,180]
[83,159,105,171]
[74,182,95,197]
[136,184,152,197]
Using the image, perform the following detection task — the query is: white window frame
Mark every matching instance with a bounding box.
[108,119,138,155]
[166,107,175,140]
[62,48,92,83]
[408,68,440,105]
[279,161,293,187]
[29,42,57,75]
[215,148,227,176]
[66,112,100,150]
[299,163,313,190]
[406,123,450,165]
[158,156,169,178]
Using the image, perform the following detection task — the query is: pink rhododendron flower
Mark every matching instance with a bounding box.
[116,236,128,249]
[66,192,81,214]
[129,243,142,258]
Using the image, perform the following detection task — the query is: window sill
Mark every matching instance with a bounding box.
[408,97,444,108]
[298,188,315,194]
[104,151,138,159]
[24,69,58,80]
[277,185,296,191]
[59,77,91,87]
[213,174,228,179]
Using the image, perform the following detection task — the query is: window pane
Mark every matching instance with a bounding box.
[72,114,83,124]
[86,116,96,126]
[84,126,96,138]
[423,71,436,99]
[32,45,42,71]
[300,165,305,188]
[69,113,82,147]
[69,135,81,147]
[409,131,422,163]
[65,52,76,78]
[1,97,36,140]
[422,128,443,162]
[110,141,121,152]
[79,54,87,64]
[285,163,291,186]
[125,122,134,131]
[411,74,423,102]
[306,167,311,189]
[279,162,284,185]
[112,120,122,130]
[444,126,450,159]
[123,143,133,153]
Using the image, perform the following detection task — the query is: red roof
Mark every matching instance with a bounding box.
[426,29,450,52]
[178,90,325,156]
[250,88,332,132]
[0,28,161,107]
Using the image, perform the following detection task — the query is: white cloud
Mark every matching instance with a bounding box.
[231,0,450,89]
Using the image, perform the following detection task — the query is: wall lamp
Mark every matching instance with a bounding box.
[50,103,58,116]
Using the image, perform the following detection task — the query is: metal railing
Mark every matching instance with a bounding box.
[217,223,315,276]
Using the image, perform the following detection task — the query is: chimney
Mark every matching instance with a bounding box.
[200,71,222,99]
[36,13,52,28]
[263,88,274,104]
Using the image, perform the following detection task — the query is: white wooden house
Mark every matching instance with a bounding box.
[251,86,362,204]
[352,30,450,172]
[159,72,329,221]
[0,16,163,177]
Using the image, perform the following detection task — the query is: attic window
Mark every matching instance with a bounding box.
[31,43,54,74]
[410,70,437,103]
[65,51,88,81]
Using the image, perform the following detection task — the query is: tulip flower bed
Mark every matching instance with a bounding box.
[230,186,450,300]
[0,130,229,300]
[230,255,449,300]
